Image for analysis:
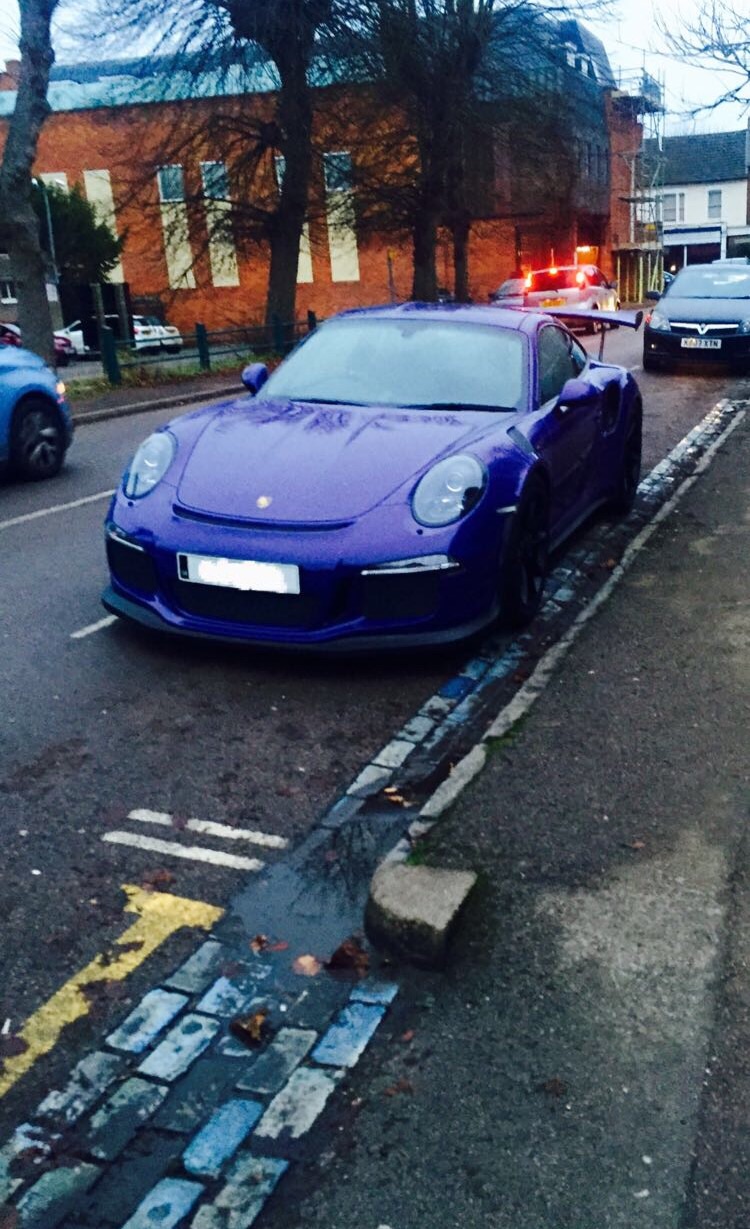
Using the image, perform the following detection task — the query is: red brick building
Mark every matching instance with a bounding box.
[0,20,642,333]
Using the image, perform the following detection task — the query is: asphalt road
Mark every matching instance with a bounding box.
[0,329,743,1139]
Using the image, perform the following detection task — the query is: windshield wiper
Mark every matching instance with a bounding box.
[401,401,514,413]
[288,396,369,406]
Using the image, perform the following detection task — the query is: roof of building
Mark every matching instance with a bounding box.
[644,129,750,185]
[0,14,617,119]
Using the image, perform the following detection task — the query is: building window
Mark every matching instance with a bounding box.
[323,152,354,193]
[707,189,722,219]
[663,192,686,223]
[200,161,229,200]
[157,165,186,203]
[0,278,16,304]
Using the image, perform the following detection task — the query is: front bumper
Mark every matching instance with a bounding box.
[644,327,750,366]
[103,502,507,650]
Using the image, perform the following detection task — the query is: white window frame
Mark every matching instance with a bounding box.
[707,188,722,220]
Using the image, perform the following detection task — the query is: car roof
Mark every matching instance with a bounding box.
[332,301,542,335]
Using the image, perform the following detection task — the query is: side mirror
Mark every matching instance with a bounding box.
[645,289,661,302]
[557,377,596,415]
[241,362,269,394]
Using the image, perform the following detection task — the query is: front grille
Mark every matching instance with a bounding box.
[107,537,158,594]
[171,579,322,628]
[361,571,440,620]
[671,321,740,337]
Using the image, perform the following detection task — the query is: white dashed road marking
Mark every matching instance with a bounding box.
[101,809,289,871]
[0,489,115,533]
[70,615,117,640]
[102,832,265,872]
[128,808,289,849]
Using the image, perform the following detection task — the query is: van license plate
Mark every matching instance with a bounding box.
[681,337,721,349]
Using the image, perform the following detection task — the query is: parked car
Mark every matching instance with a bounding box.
[1,320,76,367]
[489,277,527,307]
[133,315,183,354]
[56,320,87,356]
[102,302,643,650]
[522,265,620,330]
[0,343,73,480]
[643,262,750,371]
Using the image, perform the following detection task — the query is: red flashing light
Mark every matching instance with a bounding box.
[575,270,587,287]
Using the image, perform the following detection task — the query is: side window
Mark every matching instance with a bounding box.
[538,326,583,403]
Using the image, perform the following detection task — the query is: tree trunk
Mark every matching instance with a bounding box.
[411,202,438,300]
[452,210,470,302]
[0,0,58,366]
[264,56,313,332]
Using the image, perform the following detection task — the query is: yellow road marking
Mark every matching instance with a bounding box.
[0,885,223,1100]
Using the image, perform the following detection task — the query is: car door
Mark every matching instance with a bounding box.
[530,324,600,531]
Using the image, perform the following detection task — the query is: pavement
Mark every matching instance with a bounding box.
[67,371,242,425]
[2,373,750,1227]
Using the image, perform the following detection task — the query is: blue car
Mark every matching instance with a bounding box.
[0,343,73,481]
[103,303,643,649]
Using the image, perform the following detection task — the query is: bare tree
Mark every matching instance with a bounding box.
[0,0,59,364]
[660,2,750,116]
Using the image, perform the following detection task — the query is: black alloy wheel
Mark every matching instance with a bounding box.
[609,406,643,515]
[500,474,550,628]
[11,398,65,480]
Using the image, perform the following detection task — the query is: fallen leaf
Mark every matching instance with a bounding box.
[250,935,269,953]
[293,954,322,977]
[511,669,529,685]
[220,961,244,979]
[141,867,176,891]
[268,940,289,952]
[230,1008,269,1048]
[170,813,188,831]
[383,786,399,795]
[624,839,646,851]
[0,1035,28,1059]
[325,937,370,975]
[383,792,408,806]
[384,1077,414,1096]
[400,1029,415,1043]
[603,557,617,570]
[538,1076,568,1097]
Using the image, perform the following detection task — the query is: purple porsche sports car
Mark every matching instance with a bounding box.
[103,303,643,649]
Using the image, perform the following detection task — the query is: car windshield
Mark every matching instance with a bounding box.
[529,268,586,292]
[668,267,750,298]
[256,317,526,411]
[495,279,525,296]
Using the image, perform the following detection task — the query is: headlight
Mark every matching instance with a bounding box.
[124,431,175,498]
[412,454,486,527]
[648,309,671,333]
[738,319,750,335]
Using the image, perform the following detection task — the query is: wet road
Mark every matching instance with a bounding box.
[0,328,744,1134]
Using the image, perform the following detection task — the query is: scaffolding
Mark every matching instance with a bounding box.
[611,69,665,303]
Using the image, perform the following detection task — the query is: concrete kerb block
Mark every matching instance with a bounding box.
[365,861,477,969]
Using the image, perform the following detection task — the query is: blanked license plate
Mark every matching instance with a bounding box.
[178,553,300,594]
[681,337,721,350]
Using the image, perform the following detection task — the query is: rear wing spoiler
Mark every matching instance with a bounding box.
[542,307,643,331]
[542,307,642,360]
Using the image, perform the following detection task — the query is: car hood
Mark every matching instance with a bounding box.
[659,294,750,321]
[175,398,500,522]
[0,345,46,371]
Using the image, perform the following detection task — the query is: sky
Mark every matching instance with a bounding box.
[0,0,747,135]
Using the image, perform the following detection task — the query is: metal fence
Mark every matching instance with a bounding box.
[99,312,318,387]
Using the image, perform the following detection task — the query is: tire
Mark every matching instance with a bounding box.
[10,398,66,481]
[642,351,663,372]
[499,474,550,628]
[609,405,642,516]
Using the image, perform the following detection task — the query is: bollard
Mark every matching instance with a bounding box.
[307,309,317,332]
[196,322,211,371]
[100,326,121,386]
